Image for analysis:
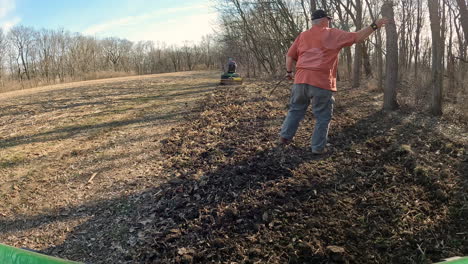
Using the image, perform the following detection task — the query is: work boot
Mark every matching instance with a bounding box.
[311,148,328,155]
[278,137,292,146]
[312,144,332,155]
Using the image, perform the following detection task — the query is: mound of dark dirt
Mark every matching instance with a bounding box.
[126,82,467,263]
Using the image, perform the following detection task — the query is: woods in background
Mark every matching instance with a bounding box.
[217,0,467,116]
[0,0,466,117]
[0,27,222,92]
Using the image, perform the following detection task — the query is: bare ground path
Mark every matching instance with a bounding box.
[0,73,467,263]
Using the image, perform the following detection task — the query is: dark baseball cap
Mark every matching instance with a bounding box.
[312,10,332,20]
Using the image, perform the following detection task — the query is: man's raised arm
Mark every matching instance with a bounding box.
[355,18,389,43]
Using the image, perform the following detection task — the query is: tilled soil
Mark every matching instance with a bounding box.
[1,73,467,264]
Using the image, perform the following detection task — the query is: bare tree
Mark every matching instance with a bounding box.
[299,0,312,28]
[132,41,152,75]
[102,37,133,72]
[336,0,364,87]
[428,0,443,115]
[310,0,316,13]
[182,41,195,71]
[365,0,384,88]
[199,35,216,69]
[447,2,456,97]
[382,1,399,110]
[54,29,71,82]
[334,1,353,80]
[414,0,423,95]
[398,0,408,72]
[35,29,56,82]
[8,25,36,81]
[169,46,182,72]
[62,35,97,79]
[353,0,363,88]
[0,29,6,86]
[455,0,468,41]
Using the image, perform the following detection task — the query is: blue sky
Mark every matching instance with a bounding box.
[0,0,219,45]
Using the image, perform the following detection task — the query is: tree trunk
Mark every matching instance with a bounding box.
[447,2,456,100]
[320,0,328,10]
[20,48,31,80]
[310,0,316,13]
[345,47,353,80]
[300,0,311,28]
[335,2,352,80]
[352,0,363,88]
[362,43,373,77]
[381,1,399,111]
[441,0,446,74]
[428,0,443,116]
[406,0,415,74]
[455,0,468,42]
[376,31,384,91]
[399,0,408,75]
[414,0,423,104]
[364,0,381,88]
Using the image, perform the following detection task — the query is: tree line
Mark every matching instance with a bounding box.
[0,26,223,91]
[216,0,467,116]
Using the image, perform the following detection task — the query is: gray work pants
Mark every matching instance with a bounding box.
[280,84,334,152]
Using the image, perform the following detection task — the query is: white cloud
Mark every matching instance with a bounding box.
[126,13,218,46]
[82,3,218,45]
[1,16,20,31]
[0,0,15,19]
[83,4,210,35]
[83,15,145,35]
[0,0,19,31]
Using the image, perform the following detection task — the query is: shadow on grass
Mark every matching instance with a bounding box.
[0,82,215,118]
[0,82,216,150]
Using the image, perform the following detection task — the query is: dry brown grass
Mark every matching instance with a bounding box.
[0,71,138,94]
[0,70,219,253]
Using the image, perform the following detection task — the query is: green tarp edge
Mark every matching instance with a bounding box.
[0,243,81,264]
[1,241,466,264]
[435,257,468,264]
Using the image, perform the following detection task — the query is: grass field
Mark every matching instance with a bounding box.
[0,71,217,261]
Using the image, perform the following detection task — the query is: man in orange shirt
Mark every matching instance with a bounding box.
[279,10,388,154]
